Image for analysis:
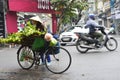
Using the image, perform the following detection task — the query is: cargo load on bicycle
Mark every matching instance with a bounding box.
[0,25,59,53]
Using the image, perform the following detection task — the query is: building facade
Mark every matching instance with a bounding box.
[0,0,7,37]
[110,0,120,34]
[2,0,57,36]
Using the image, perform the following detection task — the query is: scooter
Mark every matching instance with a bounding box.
[76,27,118,53]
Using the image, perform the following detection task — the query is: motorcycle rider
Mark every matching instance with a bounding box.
[85,14,105,47]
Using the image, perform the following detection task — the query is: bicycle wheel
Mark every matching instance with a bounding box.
[45,46,72,74]
[17,46,35,70]
[105,37,118,51]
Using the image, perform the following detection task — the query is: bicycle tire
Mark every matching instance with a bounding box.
[105,37,118,51]
[45,46,72,74]
[17,45,35,70]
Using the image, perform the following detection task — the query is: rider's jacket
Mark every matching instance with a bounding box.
[85,19,100,34]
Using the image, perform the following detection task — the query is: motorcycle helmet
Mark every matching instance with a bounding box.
[89,14,95,20]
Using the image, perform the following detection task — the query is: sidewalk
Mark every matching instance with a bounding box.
[0,44,20,51]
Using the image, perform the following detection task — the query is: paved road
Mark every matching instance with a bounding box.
[0,35,120,80]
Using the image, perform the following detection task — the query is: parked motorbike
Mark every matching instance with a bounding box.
[76,27,118,53]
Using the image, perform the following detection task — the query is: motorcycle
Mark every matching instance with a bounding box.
[76,27,118,53]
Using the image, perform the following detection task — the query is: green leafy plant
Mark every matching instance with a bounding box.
[0,25,44,45]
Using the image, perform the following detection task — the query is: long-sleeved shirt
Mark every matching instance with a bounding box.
[85,19,100,33]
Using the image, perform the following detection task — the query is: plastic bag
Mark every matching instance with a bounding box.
[32,37,45,51]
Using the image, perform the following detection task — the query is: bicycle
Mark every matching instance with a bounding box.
[17,45,72,74]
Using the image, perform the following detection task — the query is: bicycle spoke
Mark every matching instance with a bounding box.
[17,46,35,70]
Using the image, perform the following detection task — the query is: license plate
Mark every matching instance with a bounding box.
[62,38,70,41]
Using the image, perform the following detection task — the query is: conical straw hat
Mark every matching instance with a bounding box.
[30,16,43,23]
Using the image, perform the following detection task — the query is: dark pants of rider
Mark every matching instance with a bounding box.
[40,41,51,63]
[40,54,51,63]
[90,31,103,43]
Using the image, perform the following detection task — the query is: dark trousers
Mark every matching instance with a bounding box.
[40,54,51,63]
[40,41,51,63]
[90,31,103,43]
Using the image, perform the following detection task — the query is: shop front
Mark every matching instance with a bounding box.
[110,1,120,34]
[6,0,57,34]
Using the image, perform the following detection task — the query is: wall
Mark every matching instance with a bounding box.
[6,11,18,33]
[6,0,57,33]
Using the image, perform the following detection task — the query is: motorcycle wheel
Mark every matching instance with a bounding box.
[105,37,118,51]
[76,40,89,53]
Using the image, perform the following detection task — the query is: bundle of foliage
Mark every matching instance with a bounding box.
[0,25,44,46]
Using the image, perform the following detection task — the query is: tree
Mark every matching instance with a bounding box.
[50,0,88,33]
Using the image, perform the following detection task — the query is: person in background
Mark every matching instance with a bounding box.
[110,21,116,34]
[85,14,104,47]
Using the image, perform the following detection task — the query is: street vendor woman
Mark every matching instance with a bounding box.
[29,15,47,35]
[28,15,51,65]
